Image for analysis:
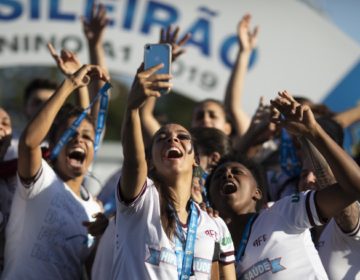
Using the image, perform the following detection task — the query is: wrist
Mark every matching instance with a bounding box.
[305,122,323,143]
[62,78,79,93]
[239,48,252,56]
[88,40,102,50]
[125,107,140,116]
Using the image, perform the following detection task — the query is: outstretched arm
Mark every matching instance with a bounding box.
[82,3,109,121]
[224,14,258,137]
[271,91,360,221]
[18,65,109,180]
[120,64,172,201]
[139,96,161,148]
[299,132,360,232]
[333,104,360,129]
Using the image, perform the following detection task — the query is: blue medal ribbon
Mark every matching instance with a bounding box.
[175,200,199,280]
[236,213,258,263]
[50,82,111,161]
[94,83,111,152]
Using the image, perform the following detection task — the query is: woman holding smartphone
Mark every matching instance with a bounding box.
[112,63,236,279]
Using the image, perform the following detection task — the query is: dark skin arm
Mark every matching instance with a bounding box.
[271,91,360,221]
[299,135,360,233]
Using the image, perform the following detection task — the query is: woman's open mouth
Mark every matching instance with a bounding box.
[221,181,237,195]
[67,147,86,168]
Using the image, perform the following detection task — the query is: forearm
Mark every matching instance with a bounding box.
[140,97,161,148]
[225,50,250,107]
[224,50,251,136]
[298,137,337,189]
[20,79,74,149]
[334,202,360,233]
[89,43,108,77]
[307,123,360,197]
[76,86,90,109]
[120,108,148,200]
[234,130,253,155]
[18,79,75,178]
[333,105,360,128]
[88,43,108,121]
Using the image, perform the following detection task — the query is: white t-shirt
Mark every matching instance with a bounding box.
[2,159,101,280]
[237,191,328,280]
[3,138,18,161]
[318,211,360,280]
[91,217,116,280]
[0,139,18,275]
[0,175,17,274]
[112,177,235,280]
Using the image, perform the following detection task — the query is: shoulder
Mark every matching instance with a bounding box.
[264,191,323,229]
[116,177,159,214]
[197,206,228,237]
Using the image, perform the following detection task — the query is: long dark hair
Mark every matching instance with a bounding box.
[146,125,198,239]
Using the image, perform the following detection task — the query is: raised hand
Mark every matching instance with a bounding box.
[82,3,108,46]
[238,14,259,53]
[247,97,277,145]
[160,25,191,61]
[67,64,110,89]
[270,90,318,137]
[127,64,172,110]
[47,43,82,76]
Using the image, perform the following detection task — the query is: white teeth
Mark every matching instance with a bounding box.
[70,147,85,154]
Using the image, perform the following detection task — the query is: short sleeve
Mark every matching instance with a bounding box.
[214,217,235,264]
[17,159,55,199]
[116,177,156,215]
[271,191,323,232]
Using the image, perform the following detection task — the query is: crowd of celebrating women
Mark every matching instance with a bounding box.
[1,4,360,280]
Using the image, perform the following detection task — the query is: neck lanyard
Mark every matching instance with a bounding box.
[174,200,199,280]
[94,83,111,152]
[280,128,301,177]
[50,82,111,161]
[236,213,257,263]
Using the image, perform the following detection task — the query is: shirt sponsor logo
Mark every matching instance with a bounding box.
[145,247,211,274]
[204,229,218,240]
[239,258,286,280]
[221,236,233,246]
[252,234,267,247]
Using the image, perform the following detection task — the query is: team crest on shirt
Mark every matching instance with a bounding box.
[252,234,267,247]
[145,246,211,274]
[239,258,286,280]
